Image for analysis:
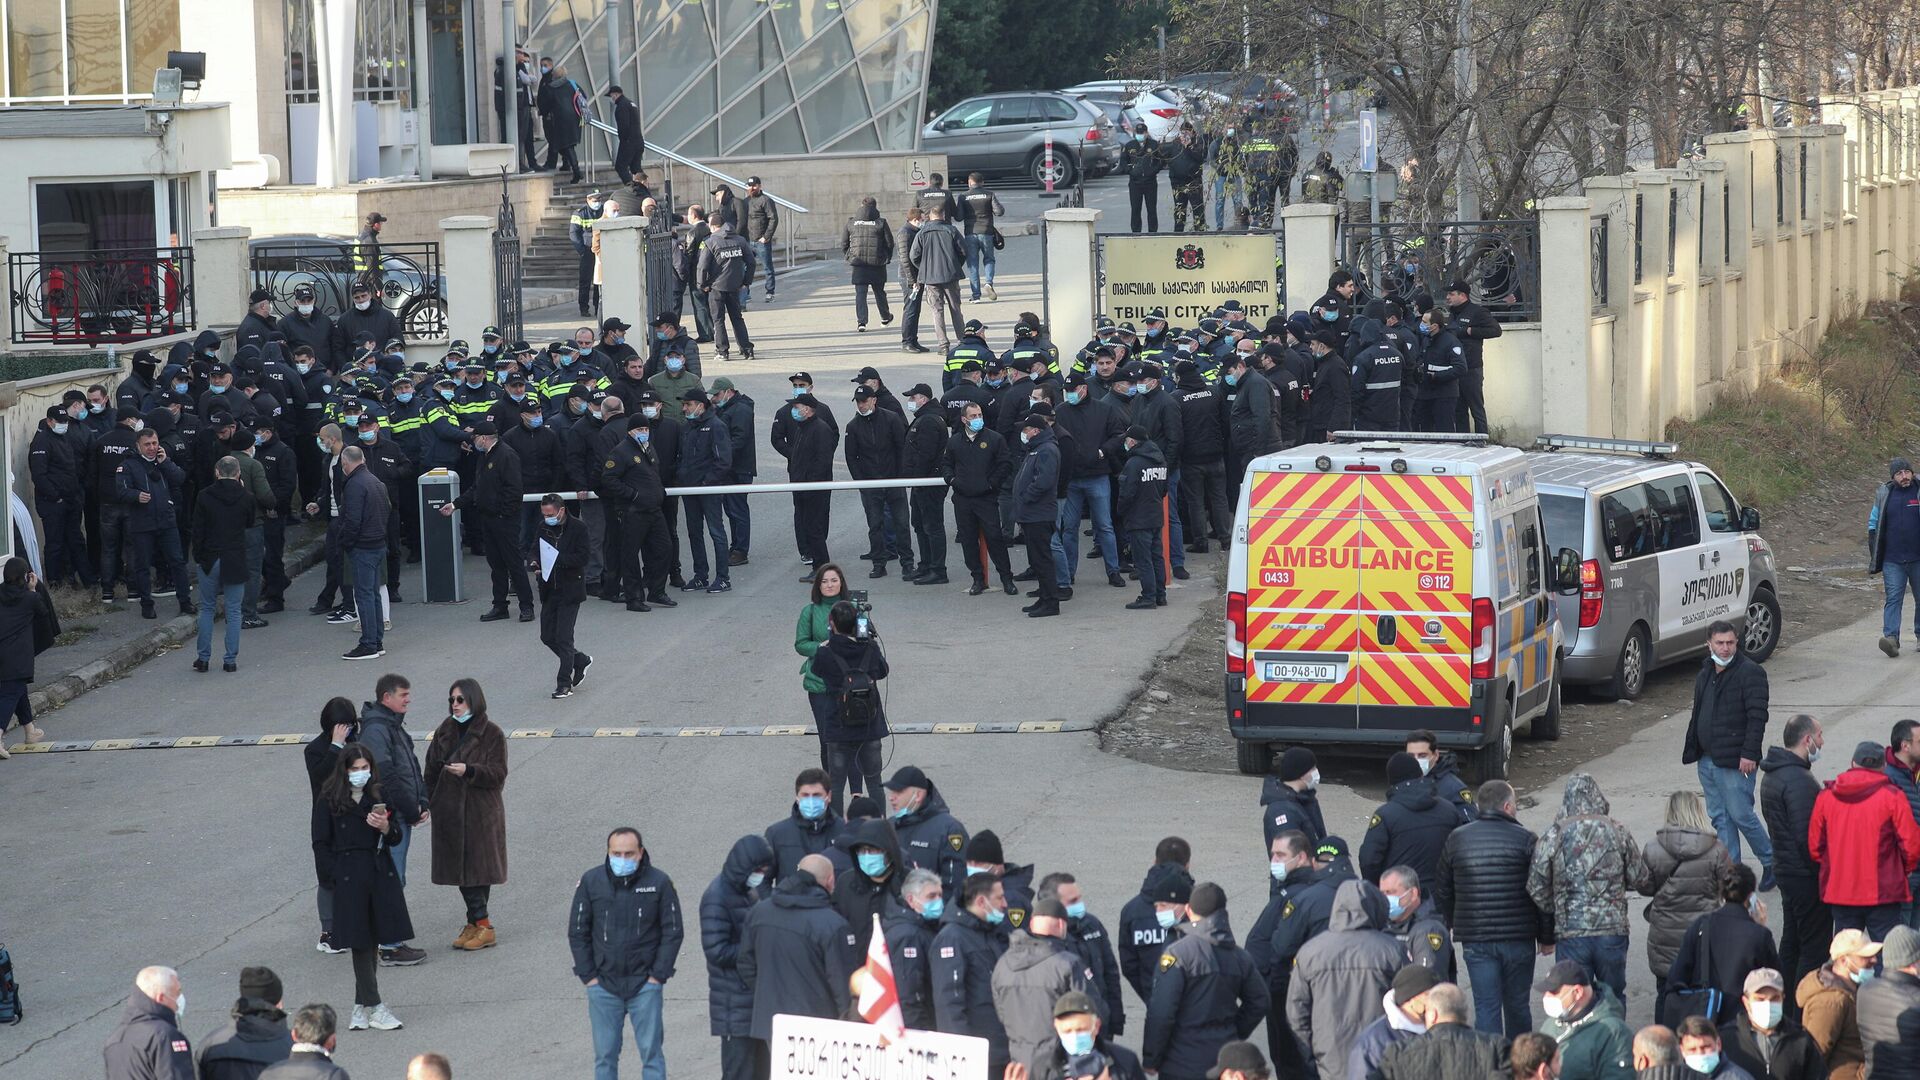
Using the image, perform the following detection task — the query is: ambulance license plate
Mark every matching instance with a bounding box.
[1262,661,1342,683]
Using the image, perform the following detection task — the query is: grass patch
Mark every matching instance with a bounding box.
[1669,293,1920,511]
[53,621,94,648]
[47,584,108,621]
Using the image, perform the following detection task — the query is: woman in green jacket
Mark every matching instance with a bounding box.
[795,563,848,784]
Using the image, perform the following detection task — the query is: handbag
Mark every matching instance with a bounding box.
[991,226,1005,251]
[1659,916,1721,1027]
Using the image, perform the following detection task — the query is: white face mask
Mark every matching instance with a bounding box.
[348,769,371,788]
[1306,768,1321,789]
[297,304,315,316]
[354,299,372,311]
[1416,756,1433,775]
[173,992,186,1019]
[1541,994,1566,1019]
[1747,999,1782,1029]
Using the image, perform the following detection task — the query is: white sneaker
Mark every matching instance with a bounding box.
[0,742,11,760]
[368,1003,403,1030]
[383,619,392,631]
[349,1005,370,1030]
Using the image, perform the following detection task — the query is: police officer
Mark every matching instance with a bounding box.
[1141,883,1268,1080]
[698,217,755,361]
[570,190,605,316]
[885,867,946,1029]
[882,766,969,898]
[1379,865,1456,978]
[443,419,532,622]
[940,360,993,429]
[1306,330,1351,441]
[1002,319,1054,377]
[1358,751,1465,887]
[1413,307,1466,433]
[600,414,674,611]
[943,400,1016,597]
[901,383,948,585]
[943,319,995,393]
[783,393,837,578]
[1250,829,1328,1077]
[933,873,1012,1071]
[1170,359,1228,552]
[1121,121,1165,234]
[1040,871,1128,1035]
[1349,317,1405,430]
[30,405,89,587]
[845,386,911,579]
[963,831,1033,937]
[1119,859,1193,1007]
[1260,747,1327,851]
[1444,279,1502,434]
[1406,728,1476,822]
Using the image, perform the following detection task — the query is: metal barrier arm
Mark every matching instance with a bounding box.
[523,477,945,501]
[585,117,810,215]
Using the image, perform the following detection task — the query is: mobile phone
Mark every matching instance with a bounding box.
[371,803,387,817]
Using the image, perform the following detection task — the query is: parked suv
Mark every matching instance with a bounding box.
[923,92,1115,188]
[1529,435,1782,701]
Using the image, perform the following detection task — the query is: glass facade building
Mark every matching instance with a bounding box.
[519,0,933,156]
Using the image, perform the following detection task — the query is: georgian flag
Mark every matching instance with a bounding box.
[857,913,905,1042]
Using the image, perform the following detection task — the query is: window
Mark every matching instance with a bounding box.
[36,181,158,252]
[1520,516,1543,596]
[286,0,413,105]
[1599,483,1654,563]
[1539,493,1586,555]
[1043,96,1080,123]
[990,98,1039,127]
[1695,473,1742,534]
[940,99,992,130]
[1644,473,1702,551]
[1495,515,1522,604]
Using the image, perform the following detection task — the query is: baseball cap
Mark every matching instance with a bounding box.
[962,318,987,334]
[1446,279,1472,295]
[790,393,822,410]
[481,325,503,340]
[1855,741,1885,767]
[365,212,387,224]
[1830,929,1884,960]
[853,386,876,402]
[682,388,711,405]
[883,766,930,792]
[1314,836,1350,862]
[652,311,680,326]
[789,371,814,384]
[956,359,984,374]
[1205,1042,1266,1080]
[746,175,763,186]
[600,316,631,333]
[852,366,881,383]
[1743,968,1785,994]
[710,377,735,393]
[1534,960,1592,994]
[904,383,934,399]
[1052,990,1098,1018]
[468,419,498,436]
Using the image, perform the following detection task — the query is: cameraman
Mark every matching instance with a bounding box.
[807,599,890,813]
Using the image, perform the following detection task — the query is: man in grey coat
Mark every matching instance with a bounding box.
[354,673,425,966]
[908,206,967,350]
[991,897,1105,1069]
[1286,879,1405,1080]
[1857,924,1920,1079]
[257,1004,349,1079]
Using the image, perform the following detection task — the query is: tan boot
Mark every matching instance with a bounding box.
[23,723,45,744]
[458,922,497,950]
[451,923,478,949]
[0,741,10,760]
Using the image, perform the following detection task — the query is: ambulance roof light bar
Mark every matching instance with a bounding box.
[1534,434,1679,458]
[1330,430,1491,445]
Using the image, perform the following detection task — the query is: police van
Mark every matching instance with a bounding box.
[1225,433,1570,782]
[1527,435,1781,701]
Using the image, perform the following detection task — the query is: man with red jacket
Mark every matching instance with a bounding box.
[1809,740,1920,941]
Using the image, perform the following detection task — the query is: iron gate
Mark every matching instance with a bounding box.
[492,170,524,343]
[1339,219,1540,322]
[644,188,679,322]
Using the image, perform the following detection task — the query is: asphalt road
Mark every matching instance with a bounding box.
[1,166,1891,1077]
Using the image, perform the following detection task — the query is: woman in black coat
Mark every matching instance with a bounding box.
[544,64,583,181]
[1665,863,1781,1026]
[311,743,413,1032]
[305,697,358,954]
[0,556,55,758]
[806,601,890,812]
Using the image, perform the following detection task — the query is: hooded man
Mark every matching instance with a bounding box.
[833,816,906,955]
[193,966,293,1080]
[1286,879,1406,1078]
[698,834,772,1080]
[1528,774,1653,1004]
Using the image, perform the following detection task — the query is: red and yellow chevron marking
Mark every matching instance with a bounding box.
[1248,471,1361,515]
[1356,652,1471,707]
[1246,594,1360,654]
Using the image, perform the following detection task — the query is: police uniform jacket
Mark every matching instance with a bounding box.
[331,306,402,371]
[1389,898,1456,978]
[279,309,335,368]
[892,781,969,897]
[1121,138,1165,184]
[1226,367,1280,459]
[1359,776,1463,886]
[29,425,83,503]
[903,408,948,478]
[738,874,857,1041]
[421,400,467,470]
[944,426,1011,499]
[1173,376,1226,464]
[940,378,992,428]
[771,398,838,460]
[1141,909,1269,1077]
[845,406,907,480]
[1118,863,1189,1004]
[917,185,961,225]
[932,908,1011,1060]
[103,991,195,1080]
[1349,326,1404,430]
[784,414,838,483]
[568,852,685,998]
[602,434,666,513]
[1445,300,1503,368]
[1068,912,1128,1034]
[1117,438,1168,532]
[884,903,941,1030]
[1261,866,1340,999]
[453,441,523,521]
[698,230,755,293]
[1259,777,1328,849]
[1308,350,1352,437]
[1124,386,1182,467]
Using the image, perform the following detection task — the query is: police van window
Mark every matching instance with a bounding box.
[1521,515,1543,596]
[1645,473,1702,551]
[1539,493,1585,555]
[1496,515,1523,604]
[1598,483,1655,563]
[1695,473,1742,534]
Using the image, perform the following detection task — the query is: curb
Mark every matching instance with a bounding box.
[28,528,330,717]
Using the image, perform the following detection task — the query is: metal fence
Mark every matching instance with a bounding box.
[8,247,194,345]
[1591,219,1609,311]
[1340,219,1540,321]
[492,171,524,344]
[249,240,446,338]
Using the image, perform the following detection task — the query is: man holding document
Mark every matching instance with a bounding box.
[533,493,593,699]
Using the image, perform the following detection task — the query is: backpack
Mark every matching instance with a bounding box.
[0,944,22,1024]
[835,650,880,737]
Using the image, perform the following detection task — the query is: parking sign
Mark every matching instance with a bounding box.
[1360,109,1377,173]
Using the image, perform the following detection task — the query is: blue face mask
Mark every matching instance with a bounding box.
[1403,261,1419,274]
[173,382,190,394]
[1386,893,1407,919]
[790,407,805,422]
[633,430,651,445]
[440,389,456,401]
[358,430,376,443]
[1225,371,1240,386]
[985,377,1004,388]
[966,417,984,434]
[496,372,509,385]
[984,908,1006,925]
[1684,1053,1721,1075]
[891,803,913,820]
[966,865,988,877]
[1133,133,1145,142]
[1065,900,1087,920]
[1064,390,1081,405]
[1059,1031,1095,1057]
[1321,309,1339,322]
[315,437,329,453]
[578,345,592,356]
[451,708,471,723]
[1128,383,1145,396]
[527,415,544,428]
[1155,908,1178,929]
[53,422,69,435]
[656,330,670,341]
[612,334,625,345]
[791,385,806,398]
[921,896,945,921]
[254,433,266,447]
[508,391,526,402]
[210,383,228,394]
[543,514,561,526]
[396,391,414,403]
[666,357,684,373]
[858,851,889,877]
[608,854,640,877]
[796,795,827,820]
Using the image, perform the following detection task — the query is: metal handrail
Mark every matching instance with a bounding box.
[586,117,811,214]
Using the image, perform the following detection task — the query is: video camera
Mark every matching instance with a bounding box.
[847,589,875,640]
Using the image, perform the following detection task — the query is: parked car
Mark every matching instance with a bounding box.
[922,92,1115,188]
[1529,435,1782,700]
[248,233,447,338]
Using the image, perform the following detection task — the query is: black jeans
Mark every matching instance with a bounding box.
[1129,527,1165,601]
[900,282,924,346]
[826,739,883,817]
[854,282,893,327]
[352,946,381,1007]
[615,507,670,598]
[708,291,752,355]
[1022,519,1059,601]
[953,494,1010,583]
[98,505,130,594]
[36,497,89,584]
[719,1035,766,1080]
[262,515,289,601]
[614,138,642,182]
[1776,873,1829,1017]
[460,885,491,922]
[1128,180,1159,232]
[479,516,532,608]
[860,488,910,566]
[909,487,946,573]
[577,250,597,313]
[1179,458,1229,543]
[130,528,191,611]
[1415,396,1459,433]
[542,597,581,687]
[792,492,830,567]
[1454,364,1488,433]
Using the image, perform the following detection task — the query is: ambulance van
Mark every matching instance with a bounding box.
[1225,433,1572,782]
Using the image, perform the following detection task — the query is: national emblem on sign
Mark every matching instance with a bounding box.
[1175,244,1205,270]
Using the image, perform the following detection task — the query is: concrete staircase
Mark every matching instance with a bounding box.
[523,175,610,293]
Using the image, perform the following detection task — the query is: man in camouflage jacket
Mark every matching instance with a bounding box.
[1526,773,1652,1004]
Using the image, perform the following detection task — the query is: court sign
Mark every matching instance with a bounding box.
[1101,232,1279,324]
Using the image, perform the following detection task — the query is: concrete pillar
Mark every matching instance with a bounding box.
[191,226,253,332]
[314,0,359,187]
[1582,176,1634,439]
[1693,159,1733,388]
[440,216,497,340]
[1534,197,1594,435]
[1627,173,1671,441]
[593,215,650,325]
[1042,208,1102,348]
[0,235,13,347]
[1280,203,1338,315]
[1662,171,1703,422]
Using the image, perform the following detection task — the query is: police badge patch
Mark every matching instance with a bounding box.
[1282,900,1295,919]
[1428,932,1445,951]
[1369,814,1382,829]
[948,834,964,851]
[1009,909,1025,927]
[1159,953,1177,971]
